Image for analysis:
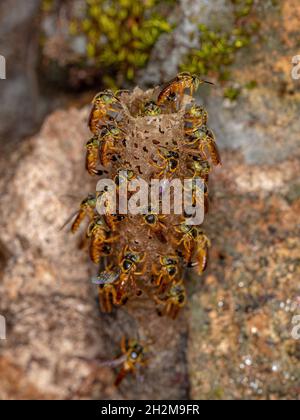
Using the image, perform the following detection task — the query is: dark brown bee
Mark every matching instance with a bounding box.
[151,147,180,178]
[87,217,119,264]
[152,256,180,291]
[157,72,213,110]
[116,246,145,303]
[155,281,186,319]
[88,90,123,134]
[184,125,221,166]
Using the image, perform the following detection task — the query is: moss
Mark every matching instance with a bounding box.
[70,0,174,87]
[224,86,241,101]
[181,0,260,97]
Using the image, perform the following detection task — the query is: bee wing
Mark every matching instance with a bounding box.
[99,354,127,368]
[92,269,121,285]
[59,210,79,232]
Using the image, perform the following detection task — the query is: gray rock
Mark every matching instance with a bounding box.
[0,0,45,143]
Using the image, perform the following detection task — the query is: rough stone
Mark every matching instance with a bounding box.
[0,0,45,143]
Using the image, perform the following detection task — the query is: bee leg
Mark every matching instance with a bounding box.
[114,367,127,387]
[98,289,107,313]
[105,235,120,243]
[121,336,127,354]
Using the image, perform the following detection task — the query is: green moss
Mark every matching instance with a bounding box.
[181,0,260,96]
[224,86,241,101]
[71,0,174,87]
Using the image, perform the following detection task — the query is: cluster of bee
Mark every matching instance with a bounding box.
[69,73,221,385]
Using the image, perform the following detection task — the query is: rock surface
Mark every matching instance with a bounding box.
[0,0,299,400]
[0,0,45,142]
[0,107,189,400]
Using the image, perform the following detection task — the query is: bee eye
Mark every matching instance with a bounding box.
[146,214,155,224]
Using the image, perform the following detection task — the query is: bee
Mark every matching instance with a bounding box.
[194,232,211,274]
[152,256,180,291]
[116,246,145,302]
[184,125,221,166]
[87,217,119,264]
[174,223,210,265]
[92,267,123,313]
[157,72,213,109]
[151,147,180,178]
[184,179,209,215]
[114,337,148,386]
[99,125,125,167]
[142,101,162,116]
[114,169,135,188]
[188,155,211,181]
[184,105,208,135]
[88,90,122,134]
[141,210,167,242]
[155,281,186,319]
[115,89,130,99]
[104,214,126,232]
[76,337,148,392]
[85,136,102,175]
[61,194,96,233]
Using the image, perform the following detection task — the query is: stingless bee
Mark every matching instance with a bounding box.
[104,214,126,232]
[114,337,148,386]
[151,147,180,178]
[61,194,96,233]
[99,125,125,167]
[184,105,208,135]
[75,336,148,392]
[85,136,102,175]
[155,281,186,319]
[114,169,136,188]
[141,208,167,242]
[152,256,180,291]
[188,155,211,181]
[142,101,162,116]
[88,90,123,134]
[184,177,209,215]
[174,222,210,265]
[87,217,119,264]
[193,232,211,274]
[116,246,146,303]
[92,267,124,313]
[157,72,214,110]
[184,125,221,166]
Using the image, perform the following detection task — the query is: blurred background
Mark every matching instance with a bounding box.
[0,0,299,400]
